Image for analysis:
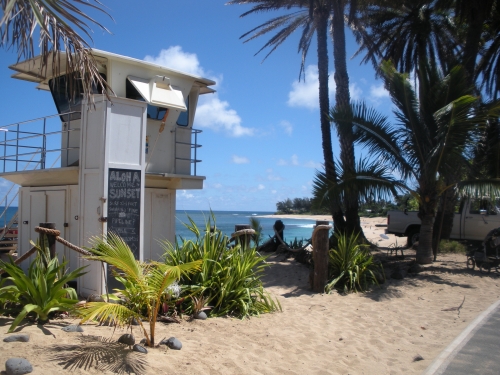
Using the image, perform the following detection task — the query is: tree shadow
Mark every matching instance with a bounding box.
[261,255,314,298]
[48,335,149,375]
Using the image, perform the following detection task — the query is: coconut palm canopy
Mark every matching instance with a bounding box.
[329,60,500,263]
[0,0,112,102]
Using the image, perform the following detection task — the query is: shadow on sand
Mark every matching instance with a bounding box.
[261,254,315,298]
[48,335,149,375]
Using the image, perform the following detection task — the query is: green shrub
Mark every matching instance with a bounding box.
[162,217,281,318]
[438,240,467,254]
[0,240,86,332]
[326,233,383,294]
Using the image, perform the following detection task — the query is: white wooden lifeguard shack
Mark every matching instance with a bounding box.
[0,49,215,296]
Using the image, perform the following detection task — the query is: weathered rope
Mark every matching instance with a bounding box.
[230,228,255,239]
[55,236,92,256]
[34,226,92,256]
[0,227,92,276]
[0,245,38,275]
[229,228,256,244]
[34,227,60,237]
[273,226,312,252]
[273,224,331,253]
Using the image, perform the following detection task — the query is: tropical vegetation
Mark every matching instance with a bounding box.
[77,233,202,347]
[0,0,112,102]
[352,0,500,253]
[162,218,281,317]
[326,233,383,293]
[330,61,500,263]
[228,0,362,235]
[0,239,86,332]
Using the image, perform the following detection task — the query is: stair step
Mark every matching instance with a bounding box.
[2,233,18,238]
[0,246,17,253]
[0,240,17,244]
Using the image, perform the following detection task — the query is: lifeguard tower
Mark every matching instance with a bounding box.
[0,49,215,296]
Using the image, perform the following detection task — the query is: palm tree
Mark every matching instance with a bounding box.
[0,0,112,102]
[352,0,459,77]
[352,0,500,249]
[228,0,348,230]
[311,157,400,220]
[331,61,500,264]
[78,233,201,347]
[475,1,500,99]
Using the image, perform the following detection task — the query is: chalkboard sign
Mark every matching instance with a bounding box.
[107,168,141,259]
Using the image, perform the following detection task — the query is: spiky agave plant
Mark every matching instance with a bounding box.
[77,233,201,347]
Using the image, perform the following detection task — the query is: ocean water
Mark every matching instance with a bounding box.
[175,210,330,243]
[0,206,18,227]
[0,207,330,243]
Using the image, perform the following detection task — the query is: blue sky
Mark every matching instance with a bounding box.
[0,0,393,212]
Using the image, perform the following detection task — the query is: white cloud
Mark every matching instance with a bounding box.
[195,96,254,137]
[350,83,363,101]
[370,83,389,99]
[213,183,222,189]
[258,184,265,190]
[271,190,277,194]
[145,46,206,77]
[279,120,293,136]
[287,65,363,109]
[287,65,334,109]
[304,160,322,169]
[266,169,282,181]
[180,190,194,199]
[276,154,321,169]
[232,155,249,164]
[145,47,254,137]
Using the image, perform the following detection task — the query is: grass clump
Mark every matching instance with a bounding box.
[438,240,467,254]
[162,216,281,318]
[325,233,383,294]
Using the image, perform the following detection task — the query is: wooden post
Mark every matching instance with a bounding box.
[311,221,332,293]
[39,222,56,258]
[235,224,251,248]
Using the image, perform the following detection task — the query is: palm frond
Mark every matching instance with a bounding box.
[0,0,113,102]
[77,301,138,327]
[86,233,141,281]
[455,179,500,198]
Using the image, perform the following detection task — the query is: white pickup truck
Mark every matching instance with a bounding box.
[386,198,500,246]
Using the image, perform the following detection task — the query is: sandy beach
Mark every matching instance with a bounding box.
[1,216,499,374]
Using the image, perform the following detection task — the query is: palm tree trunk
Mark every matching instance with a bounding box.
[331,0,361,236]
[418,212,435,264]
[417,189,437,264]
[316,6,346,230]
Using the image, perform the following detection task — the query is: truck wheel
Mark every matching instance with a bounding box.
[407,228,420,247]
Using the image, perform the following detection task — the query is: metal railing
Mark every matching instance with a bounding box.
[172,127,202,176]
[0,112,203,176]
[0,112,80,173]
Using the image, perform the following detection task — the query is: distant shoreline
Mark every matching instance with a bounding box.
[255,213,333,221]
[255,213,387,222]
